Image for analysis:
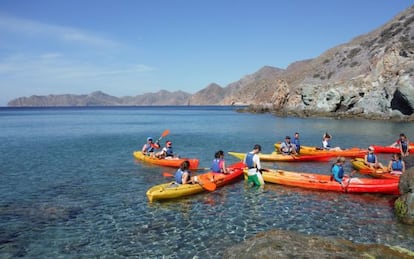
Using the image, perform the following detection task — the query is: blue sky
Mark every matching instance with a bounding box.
[0,0,412,106]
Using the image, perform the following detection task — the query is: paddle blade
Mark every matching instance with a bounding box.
[199,180,216,191]
[163,172,174,177]
[161,129,170,138]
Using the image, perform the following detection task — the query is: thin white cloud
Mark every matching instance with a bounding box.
[0,14,121,48]
[0,53,154,80]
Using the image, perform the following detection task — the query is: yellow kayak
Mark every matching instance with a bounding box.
[146,162,244,202]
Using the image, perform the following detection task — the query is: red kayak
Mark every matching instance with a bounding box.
[259,168,399,195]
[371,145,413,153]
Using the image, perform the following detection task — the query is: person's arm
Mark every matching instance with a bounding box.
[221,160,228,173]
[182,172,189,184]
[388,161,393,171]
[254,155,261,171]
[142,144,147,153]
[402,161,406,173]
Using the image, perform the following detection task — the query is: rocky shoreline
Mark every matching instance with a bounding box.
[223,229,414,258]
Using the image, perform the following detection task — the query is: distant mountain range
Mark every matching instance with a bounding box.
[8,5,414,121]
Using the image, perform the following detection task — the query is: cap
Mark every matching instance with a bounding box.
[368,146,374,151]
[285,136,291,139]
[147,137,153,141]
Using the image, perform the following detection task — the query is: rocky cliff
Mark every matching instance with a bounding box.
[8,6,414,120]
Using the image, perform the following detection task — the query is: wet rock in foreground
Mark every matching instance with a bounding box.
[223,229,414,258]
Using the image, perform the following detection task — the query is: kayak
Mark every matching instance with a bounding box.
[133,151,199,170]
[274,143,366,158]
[256,168,399,195]
[370,145,413,153]
[146,161,245,202]
[351,157,400,180]
[227,151,332,162]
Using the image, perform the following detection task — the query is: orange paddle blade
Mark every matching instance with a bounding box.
[161,129,170,138]
[163,172,174,177]
[199,180,216,191]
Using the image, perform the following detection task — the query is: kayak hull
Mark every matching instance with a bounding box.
[133,151,199,169]
[146,162,245,202]
[257,168,399,195]
[370,145,413,153]
[228,151,332,162]
[274,143,366,158]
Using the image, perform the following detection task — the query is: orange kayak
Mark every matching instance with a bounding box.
[133,151,199,170]
[258,168,399,195]
[274,143,366,158]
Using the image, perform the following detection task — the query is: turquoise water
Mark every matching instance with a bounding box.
[1,106,414,258]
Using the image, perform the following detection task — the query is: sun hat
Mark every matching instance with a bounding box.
[368,146,374,151]
[147,137,153,141]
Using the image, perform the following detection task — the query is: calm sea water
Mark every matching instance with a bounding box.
[1,106,414,258]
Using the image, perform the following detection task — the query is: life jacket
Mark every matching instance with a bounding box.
[281,141,293,154]
[391,160,403,171]
[367,153,376,163]
[165,146,173,157]
[245,152,255,169]
[211,158,222,173]
[400,139,408,152]
[331,164,344,180]
[175,169,190,184]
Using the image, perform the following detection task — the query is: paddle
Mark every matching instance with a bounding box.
[158,129,170,142]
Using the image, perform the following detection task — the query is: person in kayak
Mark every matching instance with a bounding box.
[322,132,341,151]
[364,146,384,169]
[141,137,160,157]
[387,153,406,174]
[244,144,264,187]
[175,160,197,184]
[390,133,409,157]
[331,156,348,187]
[280,136,297,155]
[211,150,230,174]
[292,132,301,154]
[155,140,176,159]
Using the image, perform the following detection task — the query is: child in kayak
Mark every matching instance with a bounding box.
[155,140,176,159]
[175,160,197,184]
[322,132,342,151]
[388,153,405,174]
[364,146,384,169]
[331,156,347,187]
[211,150,231,174]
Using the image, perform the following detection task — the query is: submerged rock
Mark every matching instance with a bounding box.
[223,229,414,258]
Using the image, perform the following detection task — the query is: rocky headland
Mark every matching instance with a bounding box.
[8,5,414,121]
